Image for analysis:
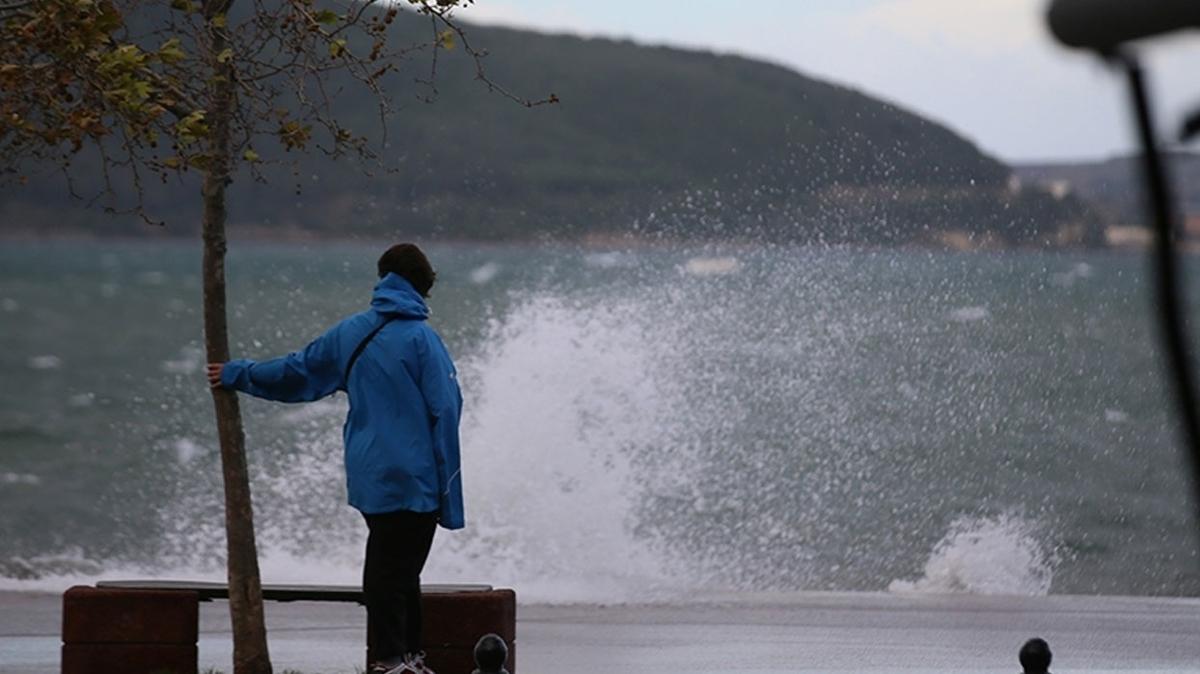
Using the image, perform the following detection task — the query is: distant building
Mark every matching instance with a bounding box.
[1105,225,1153,249]
[1048,179,1072,199]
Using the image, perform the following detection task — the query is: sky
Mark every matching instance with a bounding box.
[454,0,1200,165]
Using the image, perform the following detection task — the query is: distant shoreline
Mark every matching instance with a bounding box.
[0,227,1145,253]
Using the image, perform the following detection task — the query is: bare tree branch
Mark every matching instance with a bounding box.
[423,2,559,108]
[0,0,34,15]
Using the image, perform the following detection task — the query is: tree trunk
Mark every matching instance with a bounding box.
[201,1,272,672]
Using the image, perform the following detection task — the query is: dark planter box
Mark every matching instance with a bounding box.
[62,583,516,673]
[61,586,200,674]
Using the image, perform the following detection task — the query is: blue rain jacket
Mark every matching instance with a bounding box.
[220,273,464,529]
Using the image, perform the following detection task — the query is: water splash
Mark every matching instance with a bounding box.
[1,245,1185,600]
[949,306,990,323]
[430,294,679,602]
[129,291,684,603]
[888,513,1056,596]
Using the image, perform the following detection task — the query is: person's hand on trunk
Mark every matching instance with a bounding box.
[207,363,225,389]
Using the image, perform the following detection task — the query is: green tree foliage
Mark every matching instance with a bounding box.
[1,0,543,215]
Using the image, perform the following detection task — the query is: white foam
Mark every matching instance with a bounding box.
[888,513,1055,596]
[949,306,990,322]
[173,438,204,464]
[469,262,501,285]
[1,298,18,312]
[682,256,740,276]
[1105,408,1129,423]
[1,472,41,486]
[0,550,104,591]
[27,355,62,370]
[161,345,205,375]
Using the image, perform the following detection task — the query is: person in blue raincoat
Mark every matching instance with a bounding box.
[207,243,463,674]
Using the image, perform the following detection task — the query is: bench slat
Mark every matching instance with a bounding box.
[96,580,492,603]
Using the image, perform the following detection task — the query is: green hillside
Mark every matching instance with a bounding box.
[1,11,1094,244]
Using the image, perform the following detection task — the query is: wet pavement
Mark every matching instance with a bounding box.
[4,590,1200,673]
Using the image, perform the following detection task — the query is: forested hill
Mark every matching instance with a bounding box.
[2,11,1093,244]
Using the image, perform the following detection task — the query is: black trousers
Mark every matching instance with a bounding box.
[363,509,438,663]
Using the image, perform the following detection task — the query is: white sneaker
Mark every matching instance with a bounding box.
[404,651,436,674]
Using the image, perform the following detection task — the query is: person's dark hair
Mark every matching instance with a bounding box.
[1019,638,1052,674]
[377,243,436,297]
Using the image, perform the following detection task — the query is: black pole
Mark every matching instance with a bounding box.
[472,634,509,674]
[1120,52,1200,528]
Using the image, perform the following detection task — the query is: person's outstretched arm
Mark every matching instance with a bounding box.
[207,323,344,403]
[417,329,465,529]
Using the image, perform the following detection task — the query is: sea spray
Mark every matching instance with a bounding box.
[135,248,1092,598]
[1,243,1193,598]
[430,294,678,602]
[888,513,1057,596]
[150,290,684,602]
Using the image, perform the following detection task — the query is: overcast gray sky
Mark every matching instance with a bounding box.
[456,0,1200,164]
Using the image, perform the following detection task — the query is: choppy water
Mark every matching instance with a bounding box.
[1,240,1197,601]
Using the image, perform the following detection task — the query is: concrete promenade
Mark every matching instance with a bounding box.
[3,590,1200,673]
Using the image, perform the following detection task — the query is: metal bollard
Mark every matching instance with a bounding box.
[471,633,509,674]
[1019,637,1052,674]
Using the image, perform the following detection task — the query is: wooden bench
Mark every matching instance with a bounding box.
[62,581,516,674]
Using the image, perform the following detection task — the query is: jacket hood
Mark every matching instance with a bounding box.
[371,273,429,319]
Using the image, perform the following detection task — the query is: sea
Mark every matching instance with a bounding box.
[1,239,1198,604]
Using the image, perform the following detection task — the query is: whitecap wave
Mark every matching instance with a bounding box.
[469,262,501,285]
[949,306,990,322]
[583,252,638,269]
[683,256,740,276]
[888,513,1055,596]
[1105,409,1129,424]
[27,355,62,370]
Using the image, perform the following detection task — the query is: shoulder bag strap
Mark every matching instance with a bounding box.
[342,315,396,389]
